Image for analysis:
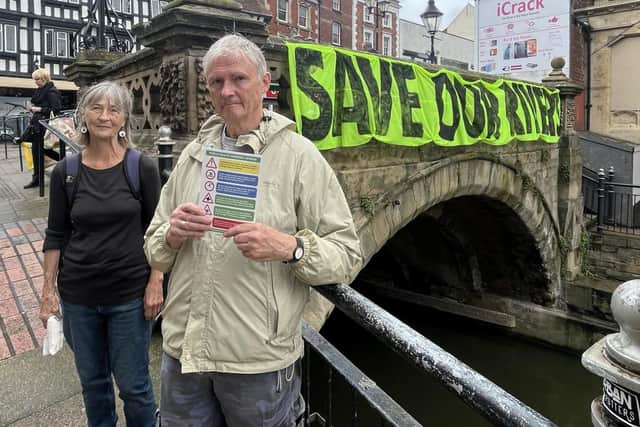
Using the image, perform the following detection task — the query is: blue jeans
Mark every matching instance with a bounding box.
[61,297,156,427]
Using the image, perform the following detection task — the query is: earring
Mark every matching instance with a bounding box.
[80,126,87,134]
[118,129,126,138]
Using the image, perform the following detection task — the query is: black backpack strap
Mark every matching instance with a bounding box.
[123,148,142,200]
[64,152,81,209]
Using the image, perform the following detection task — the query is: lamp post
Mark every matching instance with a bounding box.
[420,0,442,64]
[367,0,390,54]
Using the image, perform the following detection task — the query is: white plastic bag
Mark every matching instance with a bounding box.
[42,315,63,356]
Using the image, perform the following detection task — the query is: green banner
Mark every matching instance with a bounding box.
[286,42,561,150]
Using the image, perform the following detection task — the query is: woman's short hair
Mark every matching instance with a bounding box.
[32,68,51,82]
[75,81,133,147]
[202,34,268,79]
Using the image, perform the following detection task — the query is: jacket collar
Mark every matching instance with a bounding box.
[187,110,297,162]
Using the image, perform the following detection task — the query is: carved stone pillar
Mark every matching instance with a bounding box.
[542,57,584,281]
[134,0,271,134]
[64,50,127,95]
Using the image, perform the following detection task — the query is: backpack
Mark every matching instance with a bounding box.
[63,148,142,208]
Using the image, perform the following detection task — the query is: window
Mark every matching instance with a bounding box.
[277,0,288,22]
[112,0,131,13]
[383,12,391,28]
[364,30,373,51]
[69,0,80,4]
[45,29,54,55]
[332,0,340,11]
[331,22,341,45]
[151,0,160,16]
[2,24,17,53]
[298,5,308,29]
[364,7,373,24]
[56,31,68,57]
[382,34,391,56]
[44,29,74,57]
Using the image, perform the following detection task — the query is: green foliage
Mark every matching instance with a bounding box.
[360,196,376,216]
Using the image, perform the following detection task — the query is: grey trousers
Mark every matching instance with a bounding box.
[159,353,305,427]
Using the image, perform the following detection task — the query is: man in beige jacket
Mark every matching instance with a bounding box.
[144,34,362,426]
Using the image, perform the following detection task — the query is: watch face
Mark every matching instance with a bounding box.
[294,247,304,260]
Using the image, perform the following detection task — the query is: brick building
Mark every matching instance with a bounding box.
[265,0,399,55]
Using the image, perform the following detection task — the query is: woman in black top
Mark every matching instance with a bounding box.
[24,68,62,189]
[39,81,162,427]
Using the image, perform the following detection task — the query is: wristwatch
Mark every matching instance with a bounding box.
[287,237,304,263]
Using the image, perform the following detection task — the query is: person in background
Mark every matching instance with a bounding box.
[24,68,61,189]
[144,34,362,426]
[39,81,163,427]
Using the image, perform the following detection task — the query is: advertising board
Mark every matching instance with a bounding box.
[476,0,570,82]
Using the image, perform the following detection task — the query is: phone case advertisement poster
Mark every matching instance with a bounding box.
[198,148,261,232]
[477,0,570,82]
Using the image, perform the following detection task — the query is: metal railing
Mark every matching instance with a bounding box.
[0,111,30,163]
[312,284,556,427]
[302,322,420,426]
[582,166,640,234]
[154,132,556,427]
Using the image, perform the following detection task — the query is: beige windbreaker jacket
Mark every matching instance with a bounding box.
[144,111,362,374]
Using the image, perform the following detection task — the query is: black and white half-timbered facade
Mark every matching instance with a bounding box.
[0,0,161,103]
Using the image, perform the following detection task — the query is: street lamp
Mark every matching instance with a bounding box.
[366,0,390,54]
[420,0,442,64]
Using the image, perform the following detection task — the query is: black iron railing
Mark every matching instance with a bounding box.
[0,111,30,165]
[302,322,420,426]
[312,284,556,427]
[583,166,640,234]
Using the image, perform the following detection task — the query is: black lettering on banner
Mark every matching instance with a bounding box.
[453,79,484,139]
[333,52,371,137]
[532,87,550,135]
[478,85,500,139]
[525,85,542,134]
[546,91,559,137]
[391,62,423,138]
[433,73,460,141]
[512,83,534,134]
[356,56,393,136]
[501,82,525,136]
[294,48,333,141]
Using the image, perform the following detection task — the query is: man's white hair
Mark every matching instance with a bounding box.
[202,34,268,78]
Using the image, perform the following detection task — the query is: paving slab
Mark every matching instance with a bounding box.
[2,332,163,426]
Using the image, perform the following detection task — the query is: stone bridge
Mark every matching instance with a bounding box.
[64,0,605,351]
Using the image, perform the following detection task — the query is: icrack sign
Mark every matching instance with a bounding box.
[286,42,560,150]
[497,0,544,16]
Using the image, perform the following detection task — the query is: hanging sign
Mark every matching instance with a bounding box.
[286,42,560,150]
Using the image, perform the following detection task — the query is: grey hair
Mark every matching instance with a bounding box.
[202,34,267,78]
[75,81,133,147]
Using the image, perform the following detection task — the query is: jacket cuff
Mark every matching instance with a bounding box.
[293,229,314,270]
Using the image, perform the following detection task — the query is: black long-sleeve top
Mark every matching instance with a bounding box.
[44,152,161,305]
[30,82,62,131]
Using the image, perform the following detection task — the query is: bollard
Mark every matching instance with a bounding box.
[582,279,640,426]
[155,125,175,185]
[597,168,606,232]
[606,166,615,225]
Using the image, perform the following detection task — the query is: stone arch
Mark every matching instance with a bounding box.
[356,155,562,303]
